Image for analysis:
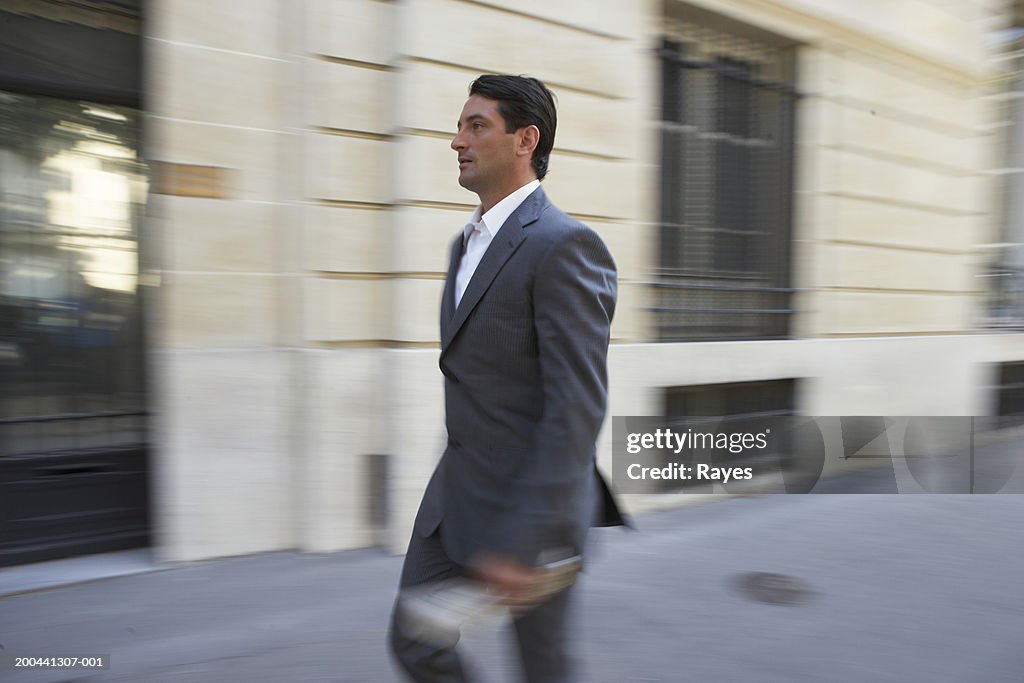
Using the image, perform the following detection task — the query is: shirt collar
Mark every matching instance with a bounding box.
[463,179,541,245]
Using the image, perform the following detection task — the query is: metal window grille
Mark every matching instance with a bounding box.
[666,378,796,419]
[996,362,1024,419]
[658,379,797,491]
[654,9,798,341]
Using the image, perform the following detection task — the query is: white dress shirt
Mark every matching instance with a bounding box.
[454,179,540,308]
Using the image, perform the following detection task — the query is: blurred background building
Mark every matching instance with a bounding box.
[1,0,1023,568]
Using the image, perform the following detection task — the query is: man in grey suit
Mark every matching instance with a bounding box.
[389,74,625,683]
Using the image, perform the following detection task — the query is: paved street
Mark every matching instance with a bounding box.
[2,494,1023,682]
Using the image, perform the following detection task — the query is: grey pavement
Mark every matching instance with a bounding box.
[2,494,1024,682]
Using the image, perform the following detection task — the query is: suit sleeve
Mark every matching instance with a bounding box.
[495,225,617,564]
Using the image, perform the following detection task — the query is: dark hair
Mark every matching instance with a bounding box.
[469,75,557,180]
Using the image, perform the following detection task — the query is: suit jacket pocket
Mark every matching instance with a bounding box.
[476,295,532,317]
[473,299,535,358]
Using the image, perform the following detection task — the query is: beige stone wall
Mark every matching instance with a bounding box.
[145,0,304,562]
[145,0,1024,563]
[295,0,396,554]
[795,43,990,336]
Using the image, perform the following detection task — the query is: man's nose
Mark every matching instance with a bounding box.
[451,133,465,151]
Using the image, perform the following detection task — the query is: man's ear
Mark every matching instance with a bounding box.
[517,125,540,158]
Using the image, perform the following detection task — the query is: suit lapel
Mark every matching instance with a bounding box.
[439,233,462,340]
[441,187,548,355]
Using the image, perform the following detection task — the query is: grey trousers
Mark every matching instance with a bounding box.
[388,528,576,683]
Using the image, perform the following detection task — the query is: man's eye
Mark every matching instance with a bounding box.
[473,122,483,130]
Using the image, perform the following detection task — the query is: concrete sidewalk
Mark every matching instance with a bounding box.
[2,494,1023,682]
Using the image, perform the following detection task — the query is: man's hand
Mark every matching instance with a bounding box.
[468,554,542,608]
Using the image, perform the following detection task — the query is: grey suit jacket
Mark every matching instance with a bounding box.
[413,185,625,567]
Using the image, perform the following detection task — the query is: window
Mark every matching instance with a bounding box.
[0,92,147,457]
[996,362,1024,422]
[654,6,798,341]
[0,3,149,566]
[666,378,796,419]
[658,379,797,491]
[986,31,1024,329]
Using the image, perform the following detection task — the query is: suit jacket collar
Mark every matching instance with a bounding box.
[440,185,550,355]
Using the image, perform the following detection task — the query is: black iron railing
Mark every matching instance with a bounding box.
[654,27,798,342]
